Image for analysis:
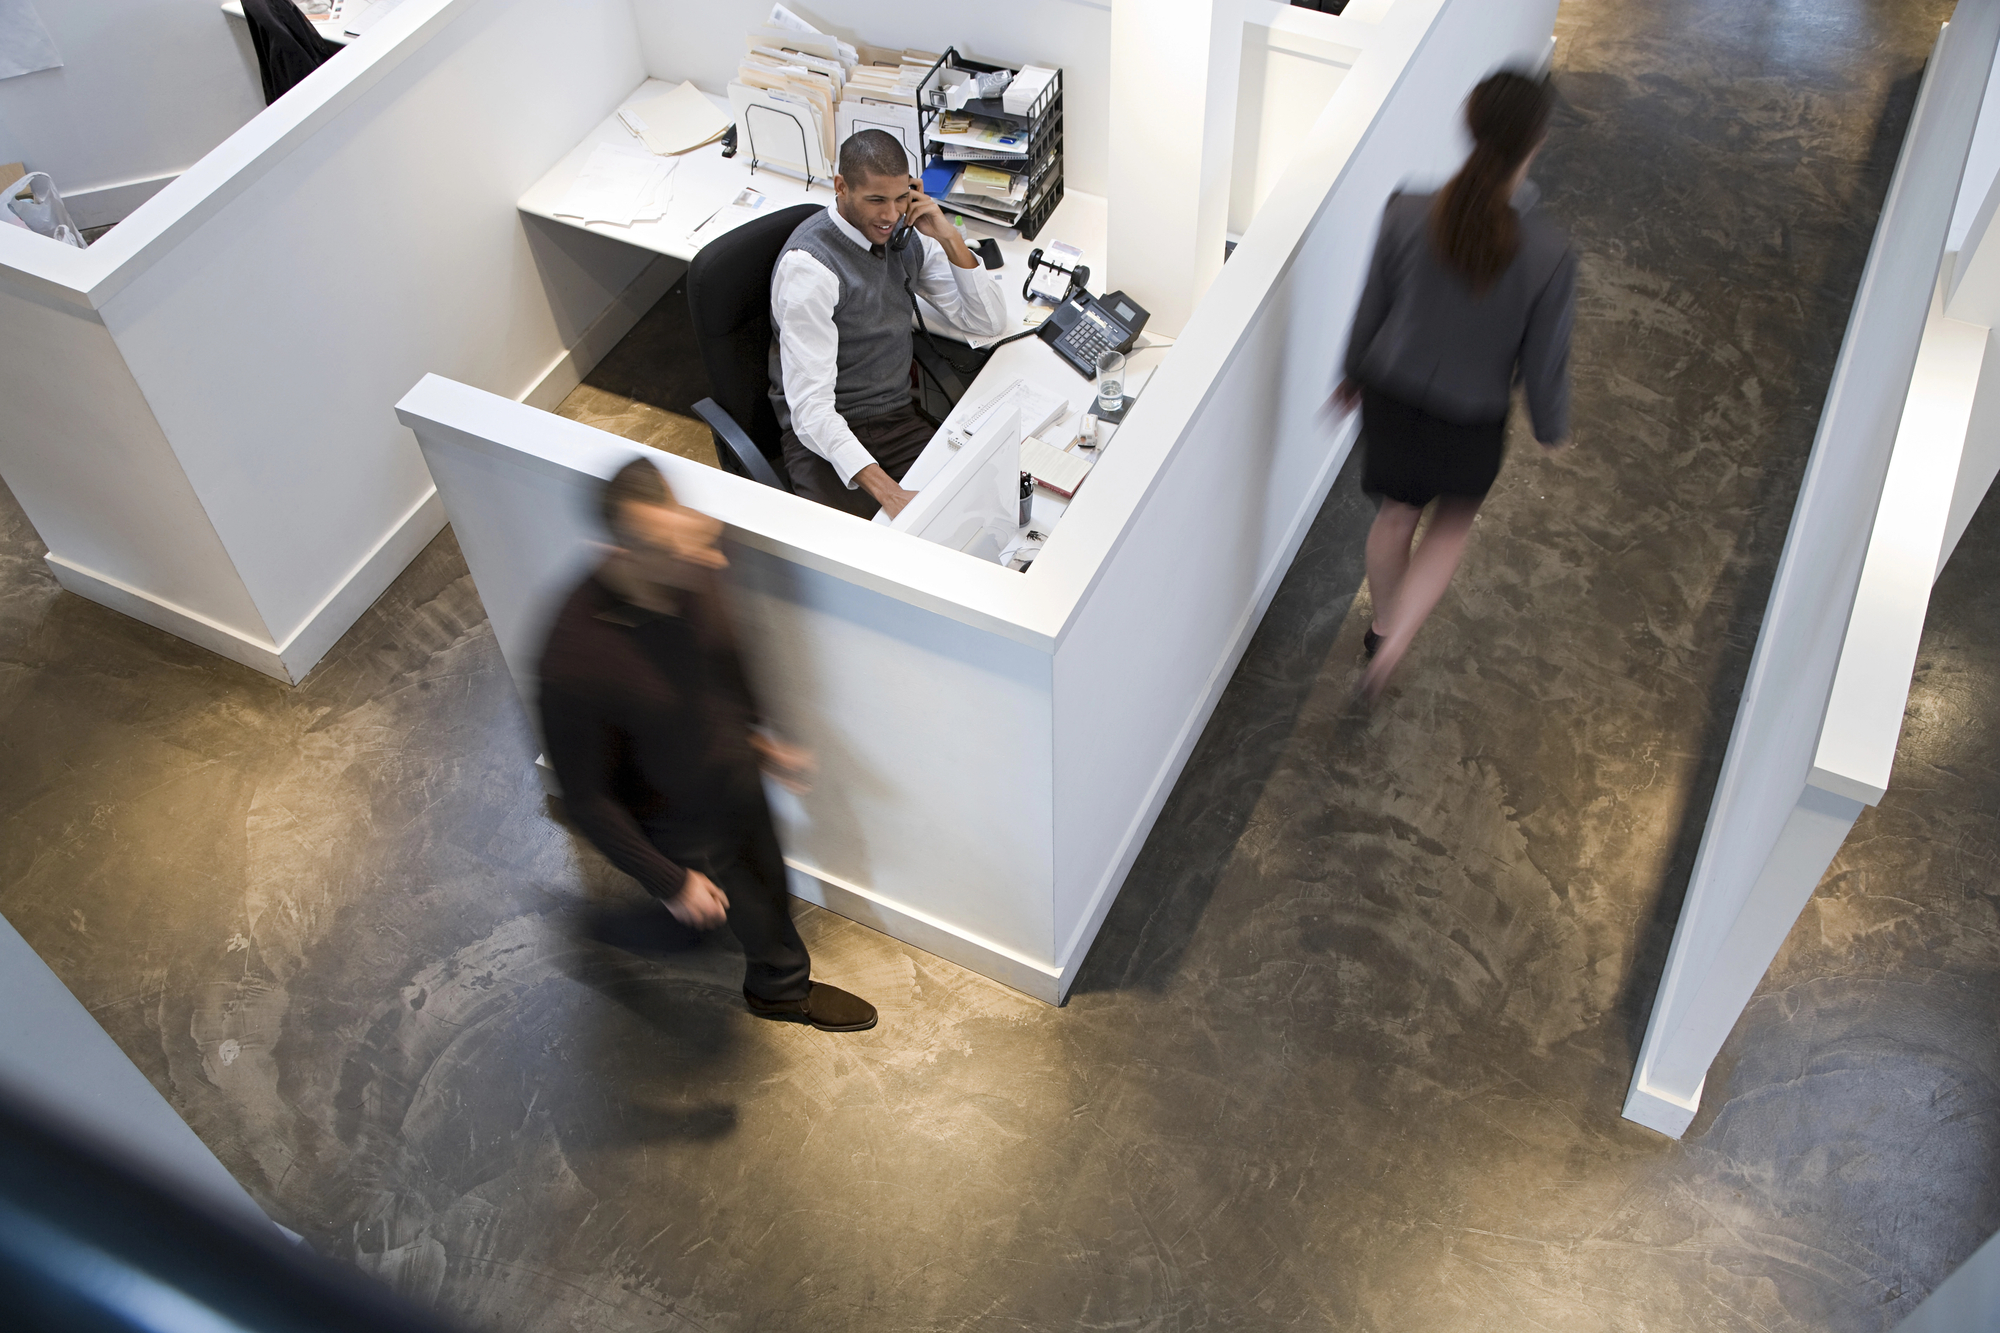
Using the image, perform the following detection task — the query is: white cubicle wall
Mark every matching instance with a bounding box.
[400,0,1560,1001]
[0,911,284,1237]
[0,0,663,682]
[0,0,265,227]
[630,0,1114,196]
[1230,1,1364,240]
[1623,0,2000,1138]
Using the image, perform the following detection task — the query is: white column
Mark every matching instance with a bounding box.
[1623,783,1865,1137]
[1107,0,1244,336]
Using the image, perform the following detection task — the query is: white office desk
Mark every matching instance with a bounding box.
[519,77,1126,543]
[891,332,1171,540]
[517,78,1109,349]
[219,0,384,44]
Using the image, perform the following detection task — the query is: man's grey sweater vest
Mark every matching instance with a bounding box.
[769,209,925,431]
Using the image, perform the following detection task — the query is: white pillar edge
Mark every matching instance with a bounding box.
[1621,4,2000,1139]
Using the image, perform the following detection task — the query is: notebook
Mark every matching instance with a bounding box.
[1020,435,1092,498]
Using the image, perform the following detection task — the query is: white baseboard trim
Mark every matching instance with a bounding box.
[1047,420,1359,1000]
[531,753,1062,1000]
[45,487,446,685]
[44,554,288,680]
[785,861,1064,1004]
[1622,1072,1703,1138]
[268,487,447,682]
[64,173,180,230]
[520,255,688,411]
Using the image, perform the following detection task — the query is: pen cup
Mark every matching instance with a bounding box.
[1095,350,1126,415]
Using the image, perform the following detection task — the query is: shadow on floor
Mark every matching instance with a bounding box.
[554,275,722,469]
[1607,63,1932,1078]
[1070,451,1376,995]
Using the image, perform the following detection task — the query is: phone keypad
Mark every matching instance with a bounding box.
[1060,319,1113,369]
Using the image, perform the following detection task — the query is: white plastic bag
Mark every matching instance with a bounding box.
[3,172,85,248]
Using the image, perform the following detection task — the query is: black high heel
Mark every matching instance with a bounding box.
[1363,626,1384,659]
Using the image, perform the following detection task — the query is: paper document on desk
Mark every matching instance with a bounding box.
[554,143,678,227]
[765,4,858,67]
[619,81,734,156]
[687,187,774,247]
[953,378,1069,449]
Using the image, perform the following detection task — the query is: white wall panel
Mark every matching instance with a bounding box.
[1626,3,2000,1137]
[628,0,1114,196]
[0,0,263,198]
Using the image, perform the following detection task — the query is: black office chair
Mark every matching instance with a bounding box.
[242,0,343,105]
[684,203,821,493]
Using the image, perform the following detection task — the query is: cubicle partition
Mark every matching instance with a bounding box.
[0,0,663,682]
[0,0,265,228]
[399,0,1561,1001]
[1624,0,2000,1138]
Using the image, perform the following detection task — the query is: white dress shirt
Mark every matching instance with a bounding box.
[771,206,1009,487]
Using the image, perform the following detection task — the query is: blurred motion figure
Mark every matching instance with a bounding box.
[538,458,877,1032]
[1334,70,1577,699]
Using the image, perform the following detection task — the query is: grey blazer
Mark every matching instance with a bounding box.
[1343,184,1577,443]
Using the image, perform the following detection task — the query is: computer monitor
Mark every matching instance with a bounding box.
[891,408,1022,563]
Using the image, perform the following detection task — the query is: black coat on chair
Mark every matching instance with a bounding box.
[243,0,343,105]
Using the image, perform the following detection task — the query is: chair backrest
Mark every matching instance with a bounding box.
[684,203,822,475]
[242,0,342,105]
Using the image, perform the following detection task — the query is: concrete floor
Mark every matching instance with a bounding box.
[3,0,1997,1328]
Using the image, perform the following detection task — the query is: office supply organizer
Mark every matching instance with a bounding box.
[916,52,1064,240]
[740,100,821,184]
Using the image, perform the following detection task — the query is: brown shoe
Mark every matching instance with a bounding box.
[745,982,878,1032]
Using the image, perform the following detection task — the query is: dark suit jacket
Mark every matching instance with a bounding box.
[1345,184,1577,443]
[242,0,343,105]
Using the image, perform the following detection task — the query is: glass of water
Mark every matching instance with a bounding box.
[1096,349,1126,415]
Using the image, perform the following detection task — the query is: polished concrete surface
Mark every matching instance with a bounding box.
[554,273,720,469]
[4,0,1998,1328]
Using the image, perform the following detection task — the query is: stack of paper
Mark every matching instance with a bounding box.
[554,143,678,228]
[1002,65,1058,117]
[834,46,934,174]
[729,3,866,177]
[618,81,734,156]
[941,164,1030,228]
[951,378,1070,450]
[930,113,1030,155]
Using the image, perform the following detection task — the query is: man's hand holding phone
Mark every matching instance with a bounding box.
[902,179,979,269]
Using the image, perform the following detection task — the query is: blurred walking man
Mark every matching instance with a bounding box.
[538,457,877,1032]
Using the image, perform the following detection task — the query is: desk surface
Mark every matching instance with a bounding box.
[219,0,386,45]
[892,334,1170,544]
[517,78,1108,350]
[520,77,1135,550]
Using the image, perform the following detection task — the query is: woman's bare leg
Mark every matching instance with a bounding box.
[1364,499,1424,639]
[1359,495,1483,698]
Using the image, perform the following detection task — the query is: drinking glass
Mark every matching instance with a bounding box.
[1096,349,1126,415]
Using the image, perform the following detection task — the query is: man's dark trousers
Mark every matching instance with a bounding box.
[645,794,810,1004]
[781,403,934,519]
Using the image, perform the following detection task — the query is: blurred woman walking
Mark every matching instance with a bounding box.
[1333,70,1576,701]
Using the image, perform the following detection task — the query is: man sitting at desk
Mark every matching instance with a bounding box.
[770,129,1008,518]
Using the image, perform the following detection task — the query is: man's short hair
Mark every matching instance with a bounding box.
[599,456,674,537]
[838,129,910,184]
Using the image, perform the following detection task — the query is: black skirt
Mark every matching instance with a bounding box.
[1360,386,1507,507]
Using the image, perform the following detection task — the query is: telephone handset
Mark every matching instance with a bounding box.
[888,212,915,252]
[1037,288,1151,379]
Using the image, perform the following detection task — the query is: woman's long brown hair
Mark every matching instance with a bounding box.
[1430,71,1552,291]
